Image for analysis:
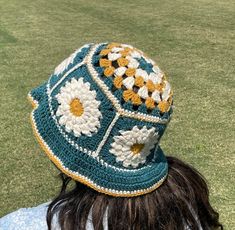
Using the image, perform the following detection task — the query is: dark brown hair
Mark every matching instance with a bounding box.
[47,156,223,230]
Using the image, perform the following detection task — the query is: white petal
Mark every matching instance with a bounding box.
[132,125,139,132]
[138,86,149,99]
[56,93,69,104]
[59,115,68,125]
[84,81,91,89]
[148,72,162,84]
[82,128,92,136]
[125,153,135,161]
[122,160,131,168]
[73,130,81,137]
[56,106,64,116]
[122,146,130,152]
[149,127,156,134]
[126,56,139,68]
[114,67,127,76]
[137,135,145,143]
[65,126,72,133]
[123,76,135,89]
[78,77,84,83]
[113,143,123,151]
[70,78,78,86]
[132,130,140,139]
[151,90,161,103]
[135,69,148,81]
[117,155,127,162]
[113,135,124,143]
[87,126,98,133]
[129,159,140,168]
[80,98,92,107]
[117,150,131,158]
[108,52,122,61]
[73,117,83,125]
[162,82,171,100]
[121,130,133,139]
[127,140,136,146]
[109,149,116,154]
[73,124,82,132]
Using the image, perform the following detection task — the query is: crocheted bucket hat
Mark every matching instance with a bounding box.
[28,42,173,197]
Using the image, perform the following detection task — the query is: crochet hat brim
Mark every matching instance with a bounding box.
[28,91,168,197]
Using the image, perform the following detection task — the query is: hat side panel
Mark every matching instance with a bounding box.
[49,64,117,153]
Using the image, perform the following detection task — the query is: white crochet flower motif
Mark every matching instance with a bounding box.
[110,126,159,168]
[55,77,102,137]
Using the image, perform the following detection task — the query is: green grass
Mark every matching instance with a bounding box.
[0,0,234,228]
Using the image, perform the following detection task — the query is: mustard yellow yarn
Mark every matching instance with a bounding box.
[117,57,129,67]
[113,76,123,89]
[134,76,145,87]
[145,97,155,109]
[100,58,112,67]
[130,143,145,155]
[70,98,84,117]
[104,66,115,77]
[158,101,170,113]
[125,68,136,77]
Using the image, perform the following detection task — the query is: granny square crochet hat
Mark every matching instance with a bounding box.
[28,42,173,197]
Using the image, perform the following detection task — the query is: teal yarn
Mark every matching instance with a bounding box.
[28,42,173,197]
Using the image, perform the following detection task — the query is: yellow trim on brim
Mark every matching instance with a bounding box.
[27,94,167,197]
[27,93,38,109]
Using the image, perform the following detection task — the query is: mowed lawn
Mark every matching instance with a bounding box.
[0,0,234,228]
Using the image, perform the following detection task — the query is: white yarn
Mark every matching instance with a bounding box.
[148,72,162,84]
[127,56,139,69]
[87,44,170,124]
[111,47,124,52]
[121,44,133,49]
[130,50,141,59]
[114,66,127,76]
[56,77,102,137]
[123,76,135,89]
[153,66,161,75]
[110,126,159,168]
[95,113,119,156]
[137,86,149,99]
[162,82,171,101]
[32,112,167,194]
[151,90,161,103]
[135,69,148,81]
[54,44,90,75]
[108,52,122,61]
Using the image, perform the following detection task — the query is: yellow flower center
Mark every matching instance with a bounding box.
[130,143,145,155]
[70,98,84,117]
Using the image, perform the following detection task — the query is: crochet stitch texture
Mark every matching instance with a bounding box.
[28,42,173,197]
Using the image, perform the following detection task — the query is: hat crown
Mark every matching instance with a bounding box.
[28,42,173,196]
[93,43,173,118]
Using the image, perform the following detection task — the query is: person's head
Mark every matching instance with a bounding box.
[47,156,222,230]
[28,42,222,229]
